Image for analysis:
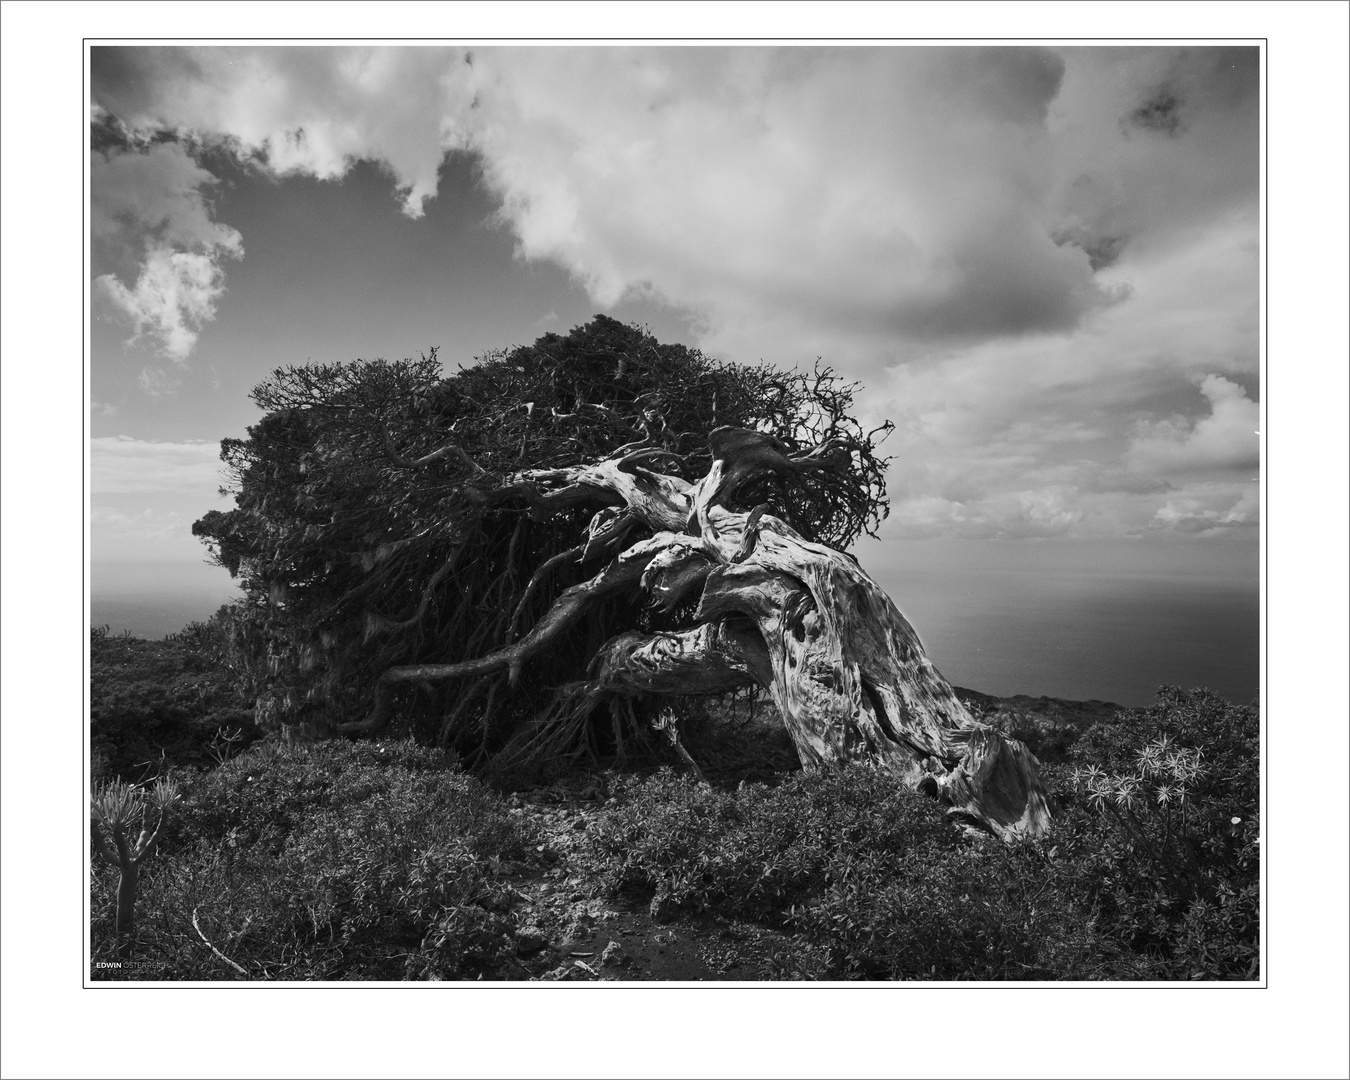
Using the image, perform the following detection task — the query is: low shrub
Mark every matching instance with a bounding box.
[585,685,1258,980]
[1058,687,1260,979]
[90,739,538,980]
[588,766,1113,979]
[90,617,259,781]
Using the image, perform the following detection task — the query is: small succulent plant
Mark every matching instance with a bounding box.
[91,776,181,945]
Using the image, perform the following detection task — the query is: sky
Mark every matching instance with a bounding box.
[89,46,1260,578]
[84,43,1268,700]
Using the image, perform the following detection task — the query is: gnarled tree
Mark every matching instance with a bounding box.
[196,316,1050,840]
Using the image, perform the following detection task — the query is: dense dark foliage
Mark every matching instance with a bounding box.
[589,767,1108,979]
[90,681,1259,982]
[192,316,891,757]
[100,312,1257,983]
[585,686,1259,979]
[1057,687,1261,978]
[91,740,539,980]
[91,618,257,781]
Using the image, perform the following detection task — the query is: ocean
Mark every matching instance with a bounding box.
[875,569,1259,708]
[90,562,243,640]
[91,594,241,640]
[90,551,1260,710]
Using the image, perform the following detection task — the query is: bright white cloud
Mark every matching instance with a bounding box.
[1127,374,1260,475]
[89,45,1259,540]
[97,246,232,363]
[93,47,466,217]
[89,46,1147,361]
[91,436,223,495]
[92,139,243,362]
[1149,484,1258,535]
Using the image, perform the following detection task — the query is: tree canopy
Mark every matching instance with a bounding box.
[195,316,892,764]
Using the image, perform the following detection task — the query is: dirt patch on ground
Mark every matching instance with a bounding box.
[490,780,795,982]
[464,690,1122,982]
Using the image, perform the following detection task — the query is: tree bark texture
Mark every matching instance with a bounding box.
[362,427,1052,840]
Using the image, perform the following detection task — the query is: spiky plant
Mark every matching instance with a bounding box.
[1072,737,1210,902]
[91,777,180,947]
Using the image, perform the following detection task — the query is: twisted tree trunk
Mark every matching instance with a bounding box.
[347,427,1052,840]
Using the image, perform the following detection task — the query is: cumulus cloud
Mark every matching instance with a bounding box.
[868,146,1257,544]
[92,47,466,217]
[91,436,223,495]
[90,45,1256,365]
[92,140,243,362]
[454,47,1119,348]
[1127,375,1260,475]
[91,139,243,254]
[89,45,1258,540]
[889,486,1084,540]
[89,46,1142,367]
[97,246,234,363]
[1149,485,1258,535]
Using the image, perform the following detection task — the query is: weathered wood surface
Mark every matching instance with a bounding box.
[354,426,1052,840]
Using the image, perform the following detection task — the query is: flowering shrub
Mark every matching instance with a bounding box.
[1061,687,1259,979]
[1072,736,1210,903]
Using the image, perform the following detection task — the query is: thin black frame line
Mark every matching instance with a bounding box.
[81,40,1263,988]
[83,36,91,990]
[1260,38,1269,990]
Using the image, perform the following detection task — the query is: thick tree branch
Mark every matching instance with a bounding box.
[463,479,623,520]
[346,421,1050,838]
[588,622,764,697]
[505,542,585,643]
[337,542,665,735]
[91,824,120,867]
[192,907,249,977]
[131,807,170,867]
[382,425,485,474]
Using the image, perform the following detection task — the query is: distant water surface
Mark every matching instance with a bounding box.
[91,551,1260,709]
[882,571,1257,708]
[90,595,240,640]
[91,562,242,640]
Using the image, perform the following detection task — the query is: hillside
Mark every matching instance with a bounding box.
[88,620,1259,981]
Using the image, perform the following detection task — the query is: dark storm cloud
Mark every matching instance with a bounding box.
[1128,85,1186,136]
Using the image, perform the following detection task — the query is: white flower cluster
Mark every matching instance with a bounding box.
[1073,735,1206,811]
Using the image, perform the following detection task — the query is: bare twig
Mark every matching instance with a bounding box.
[192,907,248,977]
[382,425,485,475]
